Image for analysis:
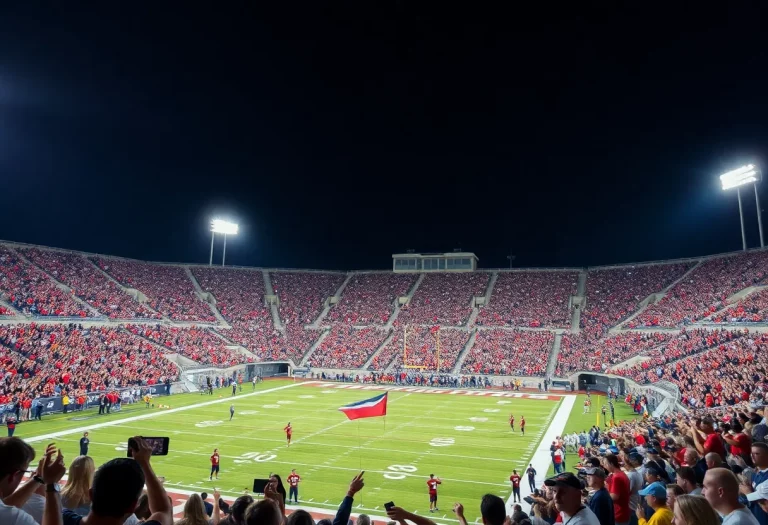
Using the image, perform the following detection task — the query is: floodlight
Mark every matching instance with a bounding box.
[721,164,760,190]
[719,164,764,250]
[210,219,239,235]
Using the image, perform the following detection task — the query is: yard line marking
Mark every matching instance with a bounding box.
[24,382,315,444]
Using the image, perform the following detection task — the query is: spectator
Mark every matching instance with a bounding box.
[286,509,314,525]
[586,467,615,525]
[676,468,701,496]
[244,499,282,525]
[665,485,684,512]
[175,494,212,525]
[743,443,768,525]
[603,455,630,525]
[219,496,253,525]
[636,482,673,525]
[0,437,38,525]
[201,493,213,517]
[61,455,95,516]
[399,273,489,326]
[62,436,173,525]
[543,473,600,525]
[672,495,721,525]
[702,468,759,525]
[454,494,508,525]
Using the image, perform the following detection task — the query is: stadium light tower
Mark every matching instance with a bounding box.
[209,219,239,266]
[720,164,764,250]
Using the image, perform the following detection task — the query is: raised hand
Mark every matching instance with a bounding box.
[348,471,365,496]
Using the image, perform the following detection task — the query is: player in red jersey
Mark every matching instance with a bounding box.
[284,422,292,447]
[509,414,515,432]
[427,473,442,512]
[510,469,522,503]
[287,468,301,503]
[210,448,220,480]
[520,416,526,436]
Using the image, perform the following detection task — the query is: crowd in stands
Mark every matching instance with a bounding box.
[191,267,271,323]
[614,329,768,408]
[556,332,674,376]
[271,272,346,325]
[461,329,553,376]
[93,258,215,322]
[630,250,768,327]
[582,263,692,338]
[23,249,160,320]
[712,288,768,324]
[0,247,89,317]
[478,272,577,328]
[308,325,388,369]
[0,305,14,317]
[0,323,177,403]
[124,324,252,367]
[220,322,321,364]
[326,272,416,325]
[397,273,489,326]
[369,326,470,372]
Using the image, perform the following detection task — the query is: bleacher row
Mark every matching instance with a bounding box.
[2,243,768,408]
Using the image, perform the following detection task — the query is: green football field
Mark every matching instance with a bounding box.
[19,380,567,517]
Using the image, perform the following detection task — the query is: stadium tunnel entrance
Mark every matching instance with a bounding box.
[577,373,626,395]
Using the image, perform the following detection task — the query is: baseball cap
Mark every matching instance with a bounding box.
[544,472,583,490]
[639,482,667,498]
[585,467,607,478]
[609,446,619,454]
[747,480,768,502]
[628,452,643,464]
[647,447,659,454]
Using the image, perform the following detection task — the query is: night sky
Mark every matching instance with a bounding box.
[2,4,768,270]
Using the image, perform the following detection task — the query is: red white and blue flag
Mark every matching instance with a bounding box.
[338,392,388,420]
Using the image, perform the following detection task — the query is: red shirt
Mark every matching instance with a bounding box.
[211,453,219,466]
[509,416,515,424]
[284,425,292,436]
[703,432,726,458]
[729,432,752,457]
[606,470,631,522]
[287,474,300,487]
[520,418,525,428]
[427,479,441,494]
[510,474,521,488]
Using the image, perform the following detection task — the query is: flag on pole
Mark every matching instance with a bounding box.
[339,392,388,420]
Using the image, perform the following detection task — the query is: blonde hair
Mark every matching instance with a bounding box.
[175,493,210,525]
[675,495,720,525]
[60,456,95,508]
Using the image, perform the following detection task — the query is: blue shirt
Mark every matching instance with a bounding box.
[748,469,768,525]
[589,487,615,525]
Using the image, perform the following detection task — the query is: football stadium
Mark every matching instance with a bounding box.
[2,6,768,525]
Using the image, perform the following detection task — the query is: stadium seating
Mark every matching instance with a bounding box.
[461,329,553,376]
[271,272,346,325]
[124,324,253,367]
[0,246,90,317]
[629,250,768,327]
[711,286,768,323]
[93,258,215,322]
[477,272,578,328]
[582,263,692,337]
[0,324,177,400]
[326,272,416,324]
[555,332,674,375]
[397,273,489,326]
[308,325,389,368]
[191,267,271,323]
[23,248,160,320]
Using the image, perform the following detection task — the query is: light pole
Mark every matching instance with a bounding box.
[720,164,763,250]
[209,219,239,266]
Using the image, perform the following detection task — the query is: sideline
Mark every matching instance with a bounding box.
[24,382,315,444]
[509,395,575,512]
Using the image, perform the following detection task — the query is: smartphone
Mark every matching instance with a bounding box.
[384,502,395,512]
[253,478,271,494]
[127,437,170,457]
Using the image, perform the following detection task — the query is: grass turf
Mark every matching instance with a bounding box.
[18,380,563,517]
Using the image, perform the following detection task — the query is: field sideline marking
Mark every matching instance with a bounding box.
[510,396,575,512]
[23,382,315,444]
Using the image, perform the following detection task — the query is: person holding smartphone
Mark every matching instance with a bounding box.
[427,474,442,512]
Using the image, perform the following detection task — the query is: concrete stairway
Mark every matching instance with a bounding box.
[570,307,582,333]
[309,273,353,328]
[385,273,425,330]
[701,285,768,322]
[0,299,22,317]
[85,258,166,319]
[300,329,331,366]
[466,308,480,329]
[577,270,587,296]
[545,333,563,377]
[568,270,588,334]
[263,271,284,331]
[362,330,396,369]
[12,248,103,318]
[209,329,258,359]
[484,272,498,304]
[616,260,703,331]
[184,267,230,327]
[452,329,478,373]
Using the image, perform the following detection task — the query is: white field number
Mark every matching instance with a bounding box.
[429,437,455,447]
[454,426,475,432]
[383,464,417,480]
[195,421,223,428]
[234,451,276,464]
